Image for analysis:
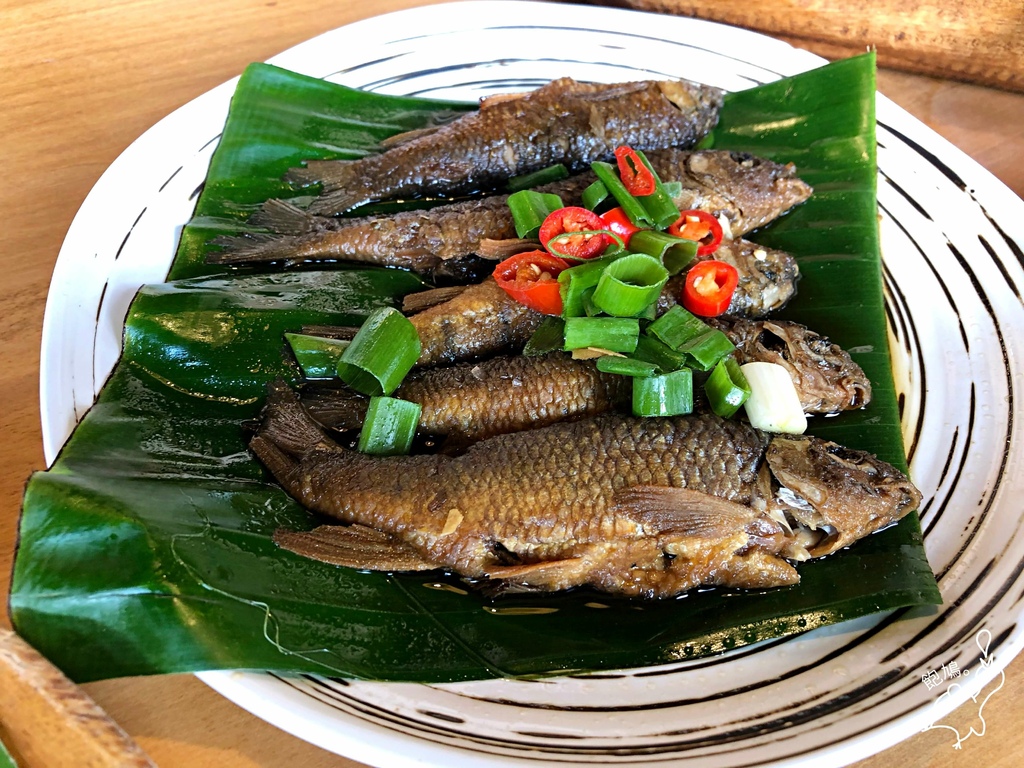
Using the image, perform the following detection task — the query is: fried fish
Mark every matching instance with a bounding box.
[208,149,811,275]
[255,383,920,598]
[287,78,724,215]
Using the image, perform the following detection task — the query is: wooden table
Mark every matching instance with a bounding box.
[2,1,1022,765]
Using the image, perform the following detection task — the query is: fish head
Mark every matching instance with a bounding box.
[684,150,814,233]
[764,435,922,557]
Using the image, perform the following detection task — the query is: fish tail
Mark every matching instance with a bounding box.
[254,381,331,462]
[251,198,317,236]
[302,387,370,432]
[205,233,305,265]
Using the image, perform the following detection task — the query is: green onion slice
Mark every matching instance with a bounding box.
[591,161,653,227]
[633,150,681,229]
[507,190,564,239]
[523,316,566,356]
[647,305,710,349]
[563,317,640,354]
[596,356,658,378]
[632,333,690,374]
[628,230,698,275]
[285,332,350,380]
[705,357,751,418]
[507,163,569,192]
[632,369,694,417]
[582,179,609,211]
[592,253,668,318]
[662,181,683,200]
[337,307,421,396]
[357,396,422,456]
[558,252,625,318]
[678,329,736,371]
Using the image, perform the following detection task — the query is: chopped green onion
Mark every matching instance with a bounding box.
[632,369,693,417]
[583,288,602,317]
[507,163,569,192]
[507,190,564,239]
[647,305,709,349]
[705,357,751,418]
[558,252,624,317]
[662,181,683,200]
[678,329,735,371]
[564,317,640,354]
[337,307,421,396]
[632,333,689,374]
[633,150,681,229]
[523,316,566,356]
[740,362,807,434]
[627,230,698,275]
[285,332,350,380]
[591,161,653,227]
[592,253,668,318]
[596,356,658,378]
[357,396,422,455]
[582,179,609,211]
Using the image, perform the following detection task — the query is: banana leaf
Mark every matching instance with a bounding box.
[11,55,941,684]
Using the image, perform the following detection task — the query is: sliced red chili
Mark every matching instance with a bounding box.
[681,259,739,317]
[668,210,724,256]
[598,206,641,248]
[538,206,608,260]
[493,250,570,315]
[614,146,656,196]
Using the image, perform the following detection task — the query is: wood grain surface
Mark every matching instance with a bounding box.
[609,0,1024,92]
[1,1,1023,766]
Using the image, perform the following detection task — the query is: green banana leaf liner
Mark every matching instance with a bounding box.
[12,54,941,684]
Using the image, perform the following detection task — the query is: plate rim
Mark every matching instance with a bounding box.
[38,2,1024,766]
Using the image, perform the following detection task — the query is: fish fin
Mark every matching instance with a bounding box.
[284,159,354,188]
[205,233,306,265]
[613,486,756,538]
[478,91,529,110]
[274,524,441,572]
[254,381,332,461]
[402,285,470,314]
[485,558,585,580]
[250,198,317,236]
[378,124,445,149]
[301,386,370,432]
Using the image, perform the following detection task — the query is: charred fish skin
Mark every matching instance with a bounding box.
[304,353,631,443]
[288,78,724,215]
[255,384,920,598]
[712,317,872,412]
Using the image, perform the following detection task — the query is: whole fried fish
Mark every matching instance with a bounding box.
[288,78,724,215]
[208,149,811,274]
[304,317,869,444]
[255,383,920,598]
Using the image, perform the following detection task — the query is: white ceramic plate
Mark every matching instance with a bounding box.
[41,2,1024,766]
